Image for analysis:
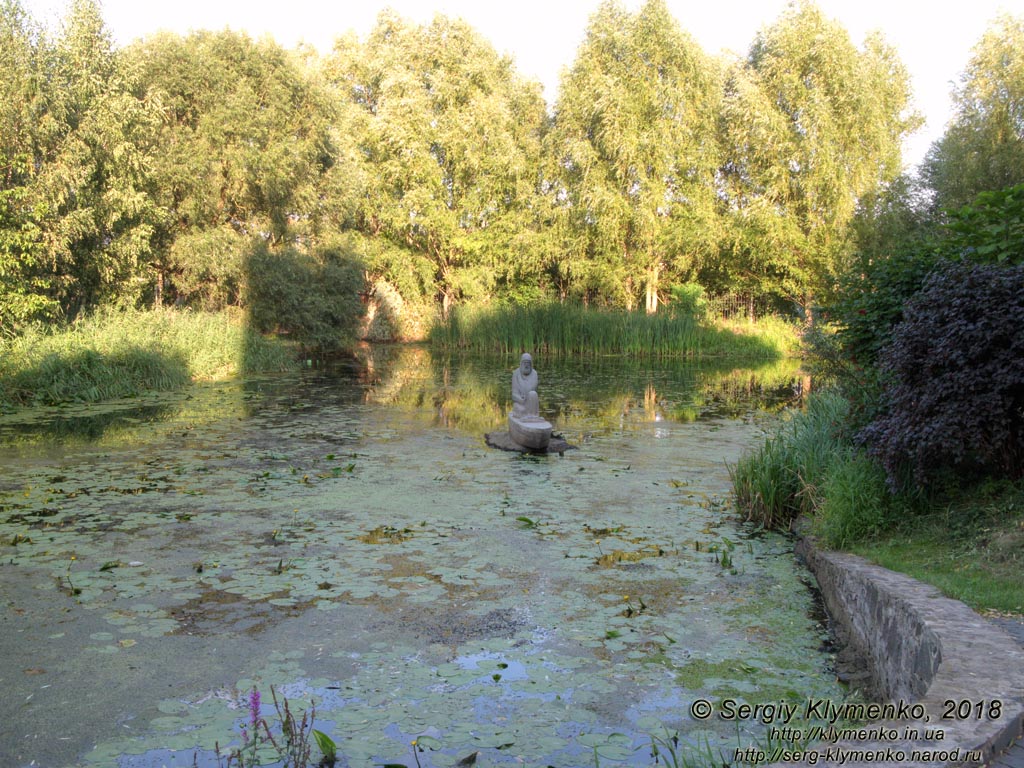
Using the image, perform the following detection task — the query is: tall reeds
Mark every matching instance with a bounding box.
[0,308,293,408]
[730,391,850,529]
[430,304,797,359]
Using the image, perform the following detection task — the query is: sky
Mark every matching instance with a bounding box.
[24,0,1024,170]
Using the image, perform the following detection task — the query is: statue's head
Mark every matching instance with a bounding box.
[519,353,533,375]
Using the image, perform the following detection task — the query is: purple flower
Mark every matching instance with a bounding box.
[241,726,249,745]
[248,688,261,728]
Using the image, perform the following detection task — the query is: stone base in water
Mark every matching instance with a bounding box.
[485,431,576,455]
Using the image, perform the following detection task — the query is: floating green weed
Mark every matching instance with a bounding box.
[0,357,844,767]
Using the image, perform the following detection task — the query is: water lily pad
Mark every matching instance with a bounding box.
[0,357,840,768]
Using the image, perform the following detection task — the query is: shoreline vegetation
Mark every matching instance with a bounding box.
[0,305,798,415]
[0,308,294,410]
[733,390,1024,616]
[731,258,1024,618]
[0,305,799,411]
[430,303,799,358]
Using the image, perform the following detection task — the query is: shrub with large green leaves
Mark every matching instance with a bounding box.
[860,260,1024,487]
[835,184,1024,370]
[833,246,940,368]
[945,184,1024,266]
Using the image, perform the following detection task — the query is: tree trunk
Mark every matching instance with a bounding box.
[645,264,659,314]
[441,290,452,321]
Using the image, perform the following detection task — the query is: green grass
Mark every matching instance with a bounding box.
[430,303,799,359]
[732,386,1024,616]
[811,450,901,548]
[730,390,851,529]
[850,482,1024,615]
[0,307,295,408]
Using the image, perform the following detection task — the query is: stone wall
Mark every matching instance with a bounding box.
[791,534,1024,767]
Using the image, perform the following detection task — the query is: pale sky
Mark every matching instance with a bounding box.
[25,0,1024,169]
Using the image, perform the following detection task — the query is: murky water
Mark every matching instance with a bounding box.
[0,348,842,767]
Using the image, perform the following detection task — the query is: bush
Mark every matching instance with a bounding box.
[945,183,1024,266]
[835,184,1024,369]
[668,283,709,320]
[245,243,366,350]
[860,260,1024,488]
[833,246,940,368]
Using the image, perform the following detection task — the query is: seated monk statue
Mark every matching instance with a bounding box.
[511,353,541,418]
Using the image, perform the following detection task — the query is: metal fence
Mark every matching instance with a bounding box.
[705,292,782,322]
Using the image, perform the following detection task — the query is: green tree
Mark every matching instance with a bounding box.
[1,0,160,325]
[547,0,721,312]
[325,11,548,318]
[719,0,918,323]
[923,15,1024,212]
[128,30,335,307]
[42,0,163,312]
[0,0,55,330]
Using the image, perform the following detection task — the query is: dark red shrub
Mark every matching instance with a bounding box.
[860,260,1024,488]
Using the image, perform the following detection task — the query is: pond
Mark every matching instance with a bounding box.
[0,347,843,767]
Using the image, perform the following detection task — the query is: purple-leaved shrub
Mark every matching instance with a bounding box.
[860,260,1024,488]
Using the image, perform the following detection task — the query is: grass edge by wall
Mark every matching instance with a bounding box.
[731,389,1024,616]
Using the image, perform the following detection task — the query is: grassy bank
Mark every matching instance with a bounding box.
[730,391,853,530]
[0,308,295,409]
[732,390,1023,616]
[849,483,1024,615]
[430,303,799,358]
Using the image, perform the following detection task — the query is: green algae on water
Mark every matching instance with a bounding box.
[0,352,843,767]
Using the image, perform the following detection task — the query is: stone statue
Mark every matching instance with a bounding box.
[511,353,540,417]
[508,352,551,450]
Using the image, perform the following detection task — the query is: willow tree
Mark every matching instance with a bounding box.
[326,12,548,317]
[0,0,53,328]
[923,14,1024,212]
[719,0,918,322]
[547,0,721,313]
[128,30,335,307]
[42,0,166,312]
[0,0,162,323]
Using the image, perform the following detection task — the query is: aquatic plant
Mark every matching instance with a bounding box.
[429,303,797,359]
[207,686,336,768]
[0,308,294,408]
[730,391,851,529]
[60,556,82,597]
[0,357,845,766]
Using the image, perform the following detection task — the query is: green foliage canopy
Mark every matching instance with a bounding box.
[325,12,548,317]
[547,0,721,312]
[128,29,336,306]
[923,15,1024,212]
[718,0,918,321]
[6,0,1014,350]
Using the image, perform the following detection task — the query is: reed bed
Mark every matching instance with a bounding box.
[0,308,293,408]
[430,303,797,359]
[730,390,850,529]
